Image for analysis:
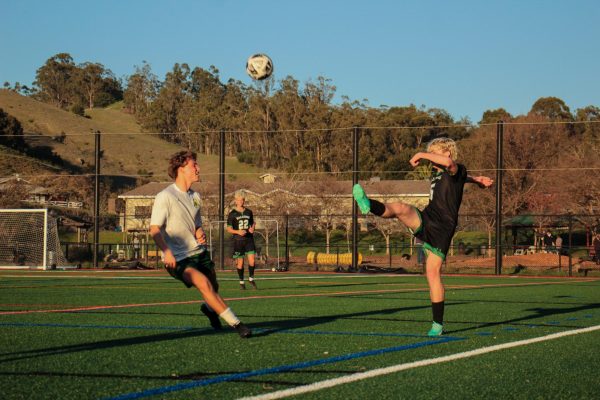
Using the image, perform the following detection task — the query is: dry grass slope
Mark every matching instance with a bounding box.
[0,90,265,181]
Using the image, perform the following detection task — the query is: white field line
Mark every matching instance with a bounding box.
[238,324,600,400]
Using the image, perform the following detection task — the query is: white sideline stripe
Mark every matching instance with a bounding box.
[238,324,600,400]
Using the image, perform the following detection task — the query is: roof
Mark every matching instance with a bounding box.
[118,179,430,199]
[0,175,50,195]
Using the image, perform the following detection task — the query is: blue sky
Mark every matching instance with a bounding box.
[1,0,599,122]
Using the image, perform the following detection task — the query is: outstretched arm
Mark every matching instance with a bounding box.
[467,175,494,188]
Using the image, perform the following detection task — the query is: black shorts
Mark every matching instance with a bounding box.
[232,236,256,259]
[168,251,218,290]
[412,208,456,261]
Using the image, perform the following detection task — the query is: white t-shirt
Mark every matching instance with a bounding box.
[150,183,205,261]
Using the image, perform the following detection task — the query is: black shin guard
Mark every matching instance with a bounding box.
[236,267,244,281]
[248,265,255,278]
[432,301,445,325]
[370,199,386,216]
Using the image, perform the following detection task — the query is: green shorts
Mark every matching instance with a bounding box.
[167,251,218,290]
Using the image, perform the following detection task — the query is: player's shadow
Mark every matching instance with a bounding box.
[444,302,600,334]
[0,328,216,364]
[240,303,468,338]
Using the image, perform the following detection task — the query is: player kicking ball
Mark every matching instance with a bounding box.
[353,138,493,336]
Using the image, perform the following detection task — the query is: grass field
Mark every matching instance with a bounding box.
[1,270,598,399]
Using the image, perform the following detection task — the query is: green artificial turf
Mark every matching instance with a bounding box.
[0,271,598,399]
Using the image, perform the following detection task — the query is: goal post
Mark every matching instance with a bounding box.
[0,209,68,270]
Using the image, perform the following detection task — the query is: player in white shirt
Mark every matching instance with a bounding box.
[150,150,251,338]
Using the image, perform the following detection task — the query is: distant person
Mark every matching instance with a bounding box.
[543,231,554,253]
[150,150,251,338]
[227,191,258,290]
[593,234,600,265]
[554,235,563,255]
[132,235,141,259]
[353,138,493,336]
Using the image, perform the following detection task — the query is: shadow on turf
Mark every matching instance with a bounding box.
[0,328,218,363]
[443,302,600,334]
[0,304,447,362]
[0,368,356,386]
[236,304,468,338]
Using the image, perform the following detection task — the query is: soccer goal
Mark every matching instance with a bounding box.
[0,209,68,270]
[207,218,280,270]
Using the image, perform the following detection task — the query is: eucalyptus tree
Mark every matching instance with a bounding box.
[124,61,159,119]
[34,53,78,109]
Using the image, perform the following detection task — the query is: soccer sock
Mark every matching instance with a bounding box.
[432,301,445,325]
[248,265,255,280]
[219,307,241,327]
[369,199,386,216]
[237,267,244,282]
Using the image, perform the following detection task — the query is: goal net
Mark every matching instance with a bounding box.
[0,209,68,270]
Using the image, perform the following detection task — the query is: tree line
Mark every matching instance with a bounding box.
[5,53,599,178]
[4,53,123,115]
[3,53,600,222]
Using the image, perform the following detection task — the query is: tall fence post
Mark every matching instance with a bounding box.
[219,129,225,270]
[495,121,504,275]
[284,213,289,270]
[568,213,573,277]
[352,127,360,272]
[93,130,101,269]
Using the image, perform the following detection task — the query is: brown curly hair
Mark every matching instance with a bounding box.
[168,150,197,179]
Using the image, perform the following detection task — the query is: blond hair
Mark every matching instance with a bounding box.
[426,137,458,160]
[234,191,245,200]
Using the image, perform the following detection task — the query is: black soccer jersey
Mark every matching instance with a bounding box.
[423,163,468,229]
[413,163,468,258]
[227,208,255,237]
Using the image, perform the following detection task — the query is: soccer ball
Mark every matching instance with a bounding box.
[246,53,273,80]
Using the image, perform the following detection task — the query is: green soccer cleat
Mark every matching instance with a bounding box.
[352,184,371,215]
[428,322,444,337]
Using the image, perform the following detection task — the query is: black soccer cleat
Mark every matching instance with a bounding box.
[233,322,252,338]
[200,304,223,330]
[239,282,246,290]
[249,280,258,289]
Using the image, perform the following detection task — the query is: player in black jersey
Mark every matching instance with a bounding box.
[227,192,258,289]
[353,138,493,336]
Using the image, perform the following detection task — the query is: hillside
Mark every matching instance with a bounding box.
[0,90,265,181]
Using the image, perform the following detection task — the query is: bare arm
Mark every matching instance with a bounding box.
[410,152,457,175]
[195,227,207,244]
[149,225,176,269]
[467,175,494,188]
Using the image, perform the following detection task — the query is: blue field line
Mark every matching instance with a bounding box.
[101,336,462,400]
